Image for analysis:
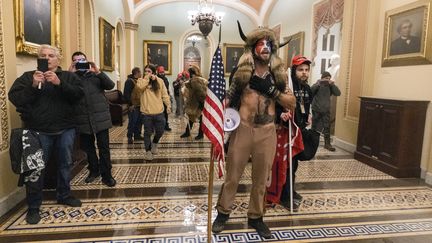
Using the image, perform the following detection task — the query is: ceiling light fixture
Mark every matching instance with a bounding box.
[187,0,224,38]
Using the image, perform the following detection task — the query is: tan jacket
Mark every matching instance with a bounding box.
[136,75,171,115]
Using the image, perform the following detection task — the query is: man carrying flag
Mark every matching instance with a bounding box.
[211,22,296,239]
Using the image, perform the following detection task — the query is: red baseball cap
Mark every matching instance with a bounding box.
[292,55,311,66]
[156,66,165,73]
[182,71,190,79]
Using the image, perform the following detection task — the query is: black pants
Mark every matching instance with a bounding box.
[184,116,203,135]
[163,104,170,128]
[80,129,112,178]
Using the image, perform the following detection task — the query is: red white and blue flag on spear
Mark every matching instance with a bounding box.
[202,46,225,178]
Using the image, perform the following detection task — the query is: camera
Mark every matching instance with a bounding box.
[75,60,90,71]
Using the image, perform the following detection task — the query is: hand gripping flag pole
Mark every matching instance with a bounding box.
[202,25,225,242]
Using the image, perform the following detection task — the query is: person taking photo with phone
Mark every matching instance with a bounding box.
[135,64,171,161]
[8,44,84,224]
[69,51,117,187]
[310,71,341,151]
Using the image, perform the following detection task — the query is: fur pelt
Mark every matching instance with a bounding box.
[183,76,208,121]
[233,51,287,91]
[232,26,287,93]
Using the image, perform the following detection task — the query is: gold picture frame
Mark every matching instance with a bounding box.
[223,43,244,76]
[284,31,305,68]
[382,0,432,67]
[99,17,115,71]
[14,0,61,55]
[143,40,172,75]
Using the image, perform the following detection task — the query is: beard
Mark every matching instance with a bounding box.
[253,52,271,65]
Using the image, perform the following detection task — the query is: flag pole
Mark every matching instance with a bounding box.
[207,145,215,242]
[207,24,223,243]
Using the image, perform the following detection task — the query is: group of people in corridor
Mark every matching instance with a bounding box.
[8,23,340,240]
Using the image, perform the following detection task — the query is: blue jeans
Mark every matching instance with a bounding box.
[26,128,75,209]
[127,106,142,139]
[142,113,166,151]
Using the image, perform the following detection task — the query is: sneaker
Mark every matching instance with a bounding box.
[57,196,82,207]
[248,217,272,239]
[280,199,301,212]
[84,172,100,183]
[212,212,229,233]
[26,208,41,224]
[102,176,116,187]
[151,142,159,154]
[195,134,204,140]
[144,151,153,161]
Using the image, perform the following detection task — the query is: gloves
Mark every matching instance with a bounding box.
[249,75,280,99]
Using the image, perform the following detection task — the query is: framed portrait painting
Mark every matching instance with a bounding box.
[284,31,305,67]
[143,40,172,75]
[382,0,432,67]
[14,0,61,55]
[99,17,115,71]
[223,44,244,76]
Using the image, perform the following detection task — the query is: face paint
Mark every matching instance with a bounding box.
[254,38,272,62]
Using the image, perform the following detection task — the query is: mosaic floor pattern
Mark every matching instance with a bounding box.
[2,115,431,242]
[2,187,432,236]
[70,159,395,189]
[109,117,209,144]
[40,218,432,243]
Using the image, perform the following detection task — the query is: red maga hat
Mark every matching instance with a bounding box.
[156,66,165,73]
[292,55,311,66]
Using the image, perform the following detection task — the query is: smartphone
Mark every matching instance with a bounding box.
[320,80,329,85]
[37,58,49,72]
[75,62,90,70]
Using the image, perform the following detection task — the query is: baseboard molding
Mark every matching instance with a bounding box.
[0,187,25,217]
[421,169,426,179]
[425,172,432,186]
[334,137,356,153]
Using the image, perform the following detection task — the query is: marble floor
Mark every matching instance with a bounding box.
[1,116,431,242]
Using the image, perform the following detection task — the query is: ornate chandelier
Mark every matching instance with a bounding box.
[188,0,224,38]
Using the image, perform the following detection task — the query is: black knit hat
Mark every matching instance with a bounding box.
[321,71,331,79]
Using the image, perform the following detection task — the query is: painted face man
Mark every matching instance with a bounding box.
[254,38,272,64]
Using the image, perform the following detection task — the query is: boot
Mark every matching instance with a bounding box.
[180,121,193,138]
[324,135,336,151]
[195,129,204,140]
[248,217,272,239]
[212,212,229,233]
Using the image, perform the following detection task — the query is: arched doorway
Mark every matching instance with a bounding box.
[183,34,203,72]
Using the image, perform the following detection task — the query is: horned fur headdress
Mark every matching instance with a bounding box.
[232,21,290,92]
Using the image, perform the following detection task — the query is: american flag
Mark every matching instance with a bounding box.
[202,47,226,178]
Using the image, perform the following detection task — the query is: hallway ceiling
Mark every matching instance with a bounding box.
[134,0,265,13]
[131,0,274,25]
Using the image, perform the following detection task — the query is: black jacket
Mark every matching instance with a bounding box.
[292,78,313,129]
[75,71,115,134]
[8,68,84,133]
[158,74,170,95]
